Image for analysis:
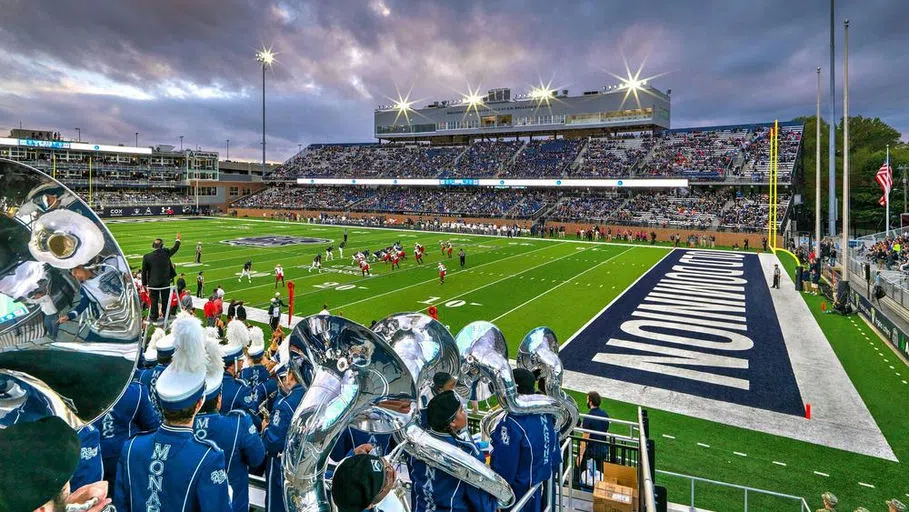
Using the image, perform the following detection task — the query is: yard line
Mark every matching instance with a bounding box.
[409,245,594,315]
[858,482,875,488]
[772,461,787,467]
[814,471,829,477]
[332,243,568,312]
[733,452,747,457]
[661,434,675,440]
[490,247,634,322]
[221,237,518,298]
[696,443,710,448]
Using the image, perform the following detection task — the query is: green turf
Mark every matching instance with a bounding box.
[107,217,909,511]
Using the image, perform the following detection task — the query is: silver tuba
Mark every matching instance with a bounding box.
[454,321,566,440]
[0,159,141,429]
[516,327,579,439]
[372,313,515,509]
[282,315,417,512]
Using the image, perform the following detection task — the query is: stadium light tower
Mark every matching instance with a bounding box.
[75,128,80,142]
[256,47,275,176]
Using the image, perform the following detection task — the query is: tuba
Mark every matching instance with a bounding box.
[454,321,566,440]
[372,313,515,509]
[0,159,142,429]
[516,327,579,439]
[282,315,417,512]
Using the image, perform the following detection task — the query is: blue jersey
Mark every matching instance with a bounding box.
[113,424,231,512]
[140,363,168,414]
[239,364,271,389]
[330,427,397,462]
[490,413,554,512]
[71,424,103,491]
[262,384,305,512]
[94,381,161,467]
[408,431,497,512]
[221,374,262,416]
[194,410,266,512]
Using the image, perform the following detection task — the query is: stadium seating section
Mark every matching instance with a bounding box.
[266,123,802,182]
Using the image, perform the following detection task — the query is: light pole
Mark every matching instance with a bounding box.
[298,143,302,153]
[75,128,81,142]
[135,132,139,147]
[179,135,184,151]
[226,138,230,160]
[256,48,275,176]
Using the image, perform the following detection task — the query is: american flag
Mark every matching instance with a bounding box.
[876,160,893,206]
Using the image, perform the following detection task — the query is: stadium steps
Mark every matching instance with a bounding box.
[604,197,631,222]
[566,138,591,176]
[500,140,529,176]
[451,145,472,170]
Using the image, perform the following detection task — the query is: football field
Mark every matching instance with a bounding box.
[107,216,669,353]
[105,216,909,510]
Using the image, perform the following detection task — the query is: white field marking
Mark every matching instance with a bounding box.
[661,434,675,440]
[335,243,572,312]
[814,471,829,477]
[227,237,532,299]
[697,443,710,448]
[772,461,787,467]
[891,366,896,369]
[903,380,907,384]
[412,246,601,315]
[858,482,876,488]
[733,452,747,457]
[490,247,635,322]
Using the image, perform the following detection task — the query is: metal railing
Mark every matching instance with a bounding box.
[847,227,909,311]
[656,469,810,512]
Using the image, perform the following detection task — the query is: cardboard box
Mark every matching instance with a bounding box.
[593,481,635,512]
[602,463,639,511]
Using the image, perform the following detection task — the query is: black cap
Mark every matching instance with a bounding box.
[0,416,80,511]
[513,368,536,394]
[431,372,454,393]
[332,454,386,512]
[427,390,461,431]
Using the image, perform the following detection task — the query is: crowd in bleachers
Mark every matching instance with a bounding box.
[614,190,732,230]
[504,139,584,177]
[265,124,801,182]
[77,188,194,206]
[235,184,788,231]
[233,186,374,210]
[572,137,653,177]
[447,141,520,177]
[638,129,748,181]
[743,126,802,181]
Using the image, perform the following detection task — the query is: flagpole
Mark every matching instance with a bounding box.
[886,144,890,234]
[816,67,822,255]
[841,18,849,283]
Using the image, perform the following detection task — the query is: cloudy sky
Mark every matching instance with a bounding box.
[1,0,906,162]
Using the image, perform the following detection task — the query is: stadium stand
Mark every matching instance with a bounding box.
[570,136,653,177]
[451,141,523,177]
[77,188,194,206]
[503,139,584,177]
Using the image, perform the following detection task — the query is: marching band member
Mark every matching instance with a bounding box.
[113,313,231,512]
[489,369,554,512]
[69,424,103,492]
[261,350,306,512]
[332,454,399,512]
[194,326,266,512]
[92,378,161,487]
[408,390,497,512]
[220,320,262,423]
[140,328,175,415]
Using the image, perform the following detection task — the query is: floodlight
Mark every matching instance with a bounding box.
[256,48,275,66]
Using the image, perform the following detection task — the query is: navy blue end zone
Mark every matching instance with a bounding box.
[562,249,804,416]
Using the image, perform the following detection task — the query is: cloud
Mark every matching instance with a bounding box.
[0,0,906,161]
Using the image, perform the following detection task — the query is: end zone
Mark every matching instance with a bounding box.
[560,249,895,460]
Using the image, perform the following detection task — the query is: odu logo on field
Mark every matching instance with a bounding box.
[223,235,330,247]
